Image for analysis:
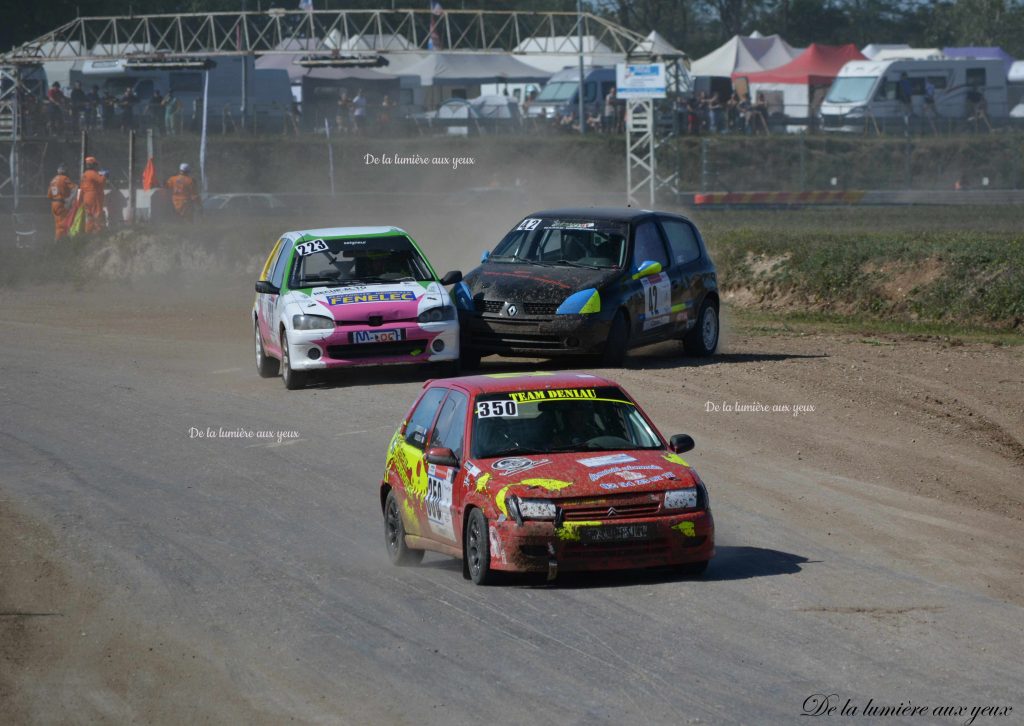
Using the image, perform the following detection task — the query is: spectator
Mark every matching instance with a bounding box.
[751,93,769,134]
[101,90,116,130]
[146,90,164,131]
[285,100,302,136]
[336,91,352,133]
[68,82,86,133]
[379,94,395,133]
[352,88,367,133]
[897,72,913,120]
[602,87,617,133]
[162,91,181,135]
[966,86,993,133]
[118,87,138,131]
[85,85,101,129]
[47,164,76,241]
[45,81,65,135]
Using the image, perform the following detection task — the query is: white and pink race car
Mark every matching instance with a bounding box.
[253,226,464,389]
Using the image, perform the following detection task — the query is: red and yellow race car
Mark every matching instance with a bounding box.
[380,371,714,584]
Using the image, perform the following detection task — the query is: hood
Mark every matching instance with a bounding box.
[465,263,621,306]
[289,281,446,323]
[465,449,697,509]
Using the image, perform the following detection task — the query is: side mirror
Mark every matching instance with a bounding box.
[255,280,280,295]
[424,446,459,467]
[669,434,695,454]
[631,260,662,280]
[439,270,463,286]
[480,250,490,263]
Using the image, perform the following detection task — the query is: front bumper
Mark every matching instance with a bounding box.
[286,321,459,369]
[462,312,611,357]
[486,510,714,574]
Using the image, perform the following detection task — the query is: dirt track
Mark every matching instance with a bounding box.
[1,271,1022,723]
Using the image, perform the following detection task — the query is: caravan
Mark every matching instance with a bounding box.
[820,58,1009,132]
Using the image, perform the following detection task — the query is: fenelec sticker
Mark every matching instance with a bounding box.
[326,290,416,305]
[296,239,329,256]
[577,453,637,467]
[516,218,542,231]
[476,400,518,418]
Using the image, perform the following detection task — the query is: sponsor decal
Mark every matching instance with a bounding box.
[616,470,646,481]
[492,457,550,475]
[507,388,597,403]
[327,290,416,305]
[425,466,455,540]
[548,220,596,230]
[577,453,637,468]
[588,464,663,482]
[516,218,542,231]
[599,471,676,490]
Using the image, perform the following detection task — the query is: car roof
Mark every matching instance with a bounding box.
[526,207,659,223]
[431,370,623,395]
[285,226,408,239]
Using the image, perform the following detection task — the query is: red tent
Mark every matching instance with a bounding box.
[735,43,865,85]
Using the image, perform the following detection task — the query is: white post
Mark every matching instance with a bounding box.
[324,118,335,196]
[199,69,209,194]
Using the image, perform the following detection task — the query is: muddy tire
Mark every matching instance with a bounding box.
[464,508,495,585]
[384,490,423,566]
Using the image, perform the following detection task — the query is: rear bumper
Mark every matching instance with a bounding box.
[286,321,459,369]
[462,313,611,357]
[487,510,714,574]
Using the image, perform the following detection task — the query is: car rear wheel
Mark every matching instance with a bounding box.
[384,490,424,566]
[460,348,482,371]
[281,332,308,390]
[601,309,630,367]
[464,508,495,585]
[254,320,280,378]
[683,299,719,357]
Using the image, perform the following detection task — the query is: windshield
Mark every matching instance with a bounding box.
[471,386,662,459]
[488,218,627,269]
[826,76,877,104]
[536,81,578,103]
[289,235,434,288]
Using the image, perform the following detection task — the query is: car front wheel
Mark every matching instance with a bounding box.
[281,332,308,390]
[384,490,424,566]
[254,320,280,378]
[683,299,719,357]
[464,508,495,585]
[601,309,630,367]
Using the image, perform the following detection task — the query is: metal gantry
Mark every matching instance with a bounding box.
[2,9,648,61]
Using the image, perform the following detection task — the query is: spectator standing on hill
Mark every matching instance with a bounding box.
[352,89,367,133]
[146,90,164,131]
[118,87,138,131]
[602,87,617,133]
[336,91,352,133]
[46,82,65,135]
[85,85,101,129]
[68,82,86,133]
[101,90,116,130]
[162,91,181,135]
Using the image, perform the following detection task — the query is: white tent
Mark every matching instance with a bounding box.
[512,35,624,74]
[690,34,799,77]
[632,30,685,58]
[400,52,551,86]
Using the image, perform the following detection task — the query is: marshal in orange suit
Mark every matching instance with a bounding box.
[79,156,106,233]
[47,164,76,240]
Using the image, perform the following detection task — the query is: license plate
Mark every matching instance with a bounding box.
[351,328,404,344]
[579,523,653,544]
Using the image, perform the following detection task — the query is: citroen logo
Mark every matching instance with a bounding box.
[506,304,519,317]
[607,506,618,517]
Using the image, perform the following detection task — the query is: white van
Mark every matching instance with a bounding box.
[820,58,1008,132]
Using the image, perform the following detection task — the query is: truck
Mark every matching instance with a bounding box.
[820,58,1009,132]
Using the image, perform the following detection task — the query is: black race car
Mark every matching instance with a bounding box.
[453,208,719,367]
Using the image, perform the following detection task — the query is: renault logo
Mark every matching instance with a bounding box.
[506,304,519,317]
[607,506,618,517]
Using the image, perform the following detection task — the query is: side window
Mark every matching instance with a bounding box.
[632,221,670,270]
[259,238,284,282]
[966,68,986,87]
[661,219,702,265]
[428,390,469,460]
[270,240,293,288]
[404,388,448,449]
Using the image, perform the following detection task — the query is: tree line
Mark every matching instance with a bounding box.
[3,1,1023,61]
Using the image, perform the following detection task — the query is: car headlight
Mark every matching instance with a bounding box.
[417,304,455,323]
[665,486,708,511]
[292,314,335,330]
[507,495,557,518]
